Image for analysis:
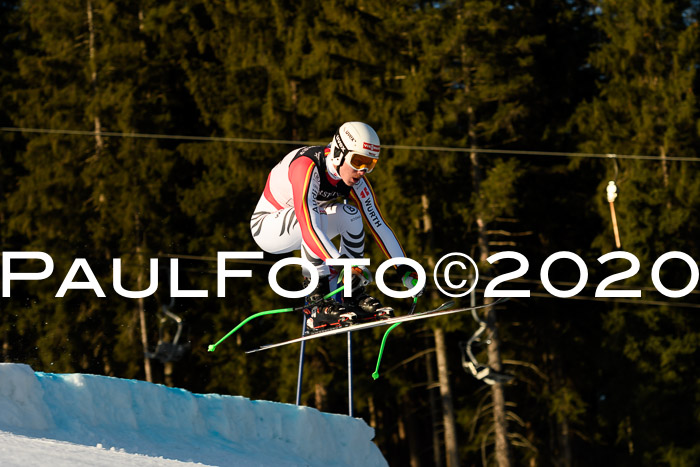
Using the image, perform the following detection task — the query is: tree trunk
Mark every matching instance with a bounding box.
[401,393,421,467]
[462,18,512,454]
[660,145,672,210]
[434,327,460,467]
[421,190,460,466]
[659,145,669,189]
[558,417,572,467]
[487,320,511,466]
[2,331,8,362]
[290,79,299,141]
[87,0,104,153]
[314,382,327,411]
[136,243,152,383]
[470,148,512,466]
[164,362,174,387]
[425,343,444,467]
[137,294,152,382]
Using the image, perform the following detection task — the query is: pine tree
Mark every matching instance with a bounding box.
[431,2,544,465]
[570,0,700,463]
[4,1,101,372]
[0,0,26,363]
[4,1,190,383]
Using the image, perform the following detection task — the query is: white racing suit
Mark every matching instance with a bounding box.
[250,146,406,278]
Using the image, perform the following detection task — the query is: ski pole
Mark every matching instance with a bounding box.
[371,296,418,380]
[208,284,345,352]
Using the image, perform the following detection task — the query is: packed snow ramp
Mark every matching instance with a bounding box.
[0,363,387,466]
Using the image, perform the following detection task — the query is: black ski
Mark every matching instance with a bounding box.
[245,297,509,354]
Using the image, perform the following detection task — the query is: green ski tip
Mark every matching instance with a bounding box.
[207,344,217,352]
[372,371,379,380]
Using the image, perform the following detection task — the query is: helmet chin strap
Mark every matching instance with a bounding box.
[326,151,342,180]
[335,147,347,169]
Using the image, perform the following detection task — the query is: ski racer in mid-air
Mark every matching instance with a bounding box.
[250,122,421,333]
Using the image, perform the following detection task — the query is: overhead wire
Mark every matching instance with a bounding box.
[2,126,699,162]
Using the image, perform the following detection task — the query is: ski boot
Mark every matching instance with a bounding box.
[341,266,393,323]
[345,287,394,323]
[303,276,355,334]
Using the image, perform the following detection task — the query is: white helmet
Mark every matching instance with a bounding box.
[328,122,381,170]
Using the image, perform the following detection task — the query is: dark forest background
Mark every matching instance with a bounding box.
[1,1,699,466]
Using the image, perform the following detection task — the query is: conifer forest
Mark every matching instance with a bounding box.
[1,1,699,466]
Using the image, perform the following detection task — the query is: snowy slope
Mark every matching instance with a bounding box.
[0,363,387,467]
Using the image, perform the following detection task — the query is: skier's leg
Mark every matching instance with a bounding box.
[251,202,326,267]
[250,202,349,331]
[251,203,336,286]
[250,203,301,255]
[324,203,392,320]
[324,203,365,259]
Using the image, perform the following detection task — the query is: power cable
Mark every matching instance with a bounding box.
[2,127,699,162]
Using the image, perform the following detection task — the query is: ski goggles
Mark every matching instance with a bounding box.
[346,152,378,173]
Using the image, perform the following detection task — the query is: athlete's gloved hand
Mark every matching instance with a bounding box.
[339,264,373,293]
[402,271,424,297]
